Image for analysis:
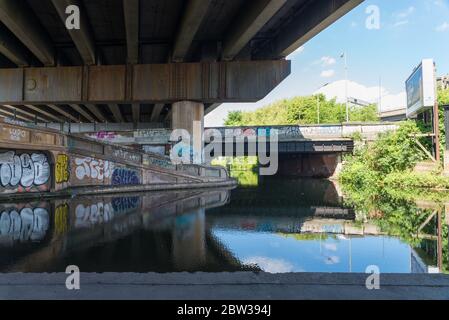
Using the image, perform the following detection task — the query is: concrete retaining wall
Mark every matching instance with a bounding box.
[0,120,229,195]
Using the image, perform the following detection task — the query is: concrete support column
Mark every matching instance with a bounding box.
[171,101,204,164]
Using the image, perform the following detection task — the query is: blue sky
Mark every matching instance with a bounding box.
[206,0,449,126]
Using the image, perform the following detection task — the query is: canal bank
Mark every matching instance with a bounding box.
[1,272,449,300]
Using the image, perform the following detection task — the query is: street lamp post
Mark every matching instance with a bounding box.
[341,52,349,123]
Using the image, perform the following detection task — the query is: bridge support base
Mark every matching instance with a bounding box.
[171,101,204,164]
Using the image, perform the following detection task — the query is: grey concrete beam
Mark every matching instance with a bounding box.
[123,0,139,64]
[0,0,55,66]
[85,104,108,123]
[132,103,140,124]
[69,104,96,122]
[51,0,96,65]
[2,105,49,122]
[268,0,363,57]
[108,104,125,123]
[222,0,287,61]
[172,0,211,62]
[150,103,164,122]
[23,105,63,122]
[0,24,30,67]
[47,104,81,123]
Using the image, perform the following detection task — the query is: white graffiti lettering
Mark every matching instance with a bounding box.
[75,157,113,181]
[0,151,50,188]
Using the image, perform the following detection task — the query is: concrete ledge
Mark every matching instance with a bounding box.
[0,179,238,203]
[1,272,448,300]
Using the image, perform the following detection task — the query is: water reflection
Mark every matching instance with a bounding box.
[0,177,447,273]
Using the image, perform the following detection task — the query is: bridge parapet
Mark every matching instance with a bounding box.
[66,122,399,146]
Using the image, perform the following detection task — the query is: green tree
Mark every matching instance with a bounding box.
[223,111,243,126]
[223,94,379,126]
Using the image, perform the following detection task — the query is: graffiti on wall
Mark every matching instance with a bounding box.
[111,168,140,186]
[0,151,51,190]
[74,197,140,228]
[9,128,27,141]
[55,154,70,183]
[75,157,113,181]
[0,207,49,242]
[111,148,141,163]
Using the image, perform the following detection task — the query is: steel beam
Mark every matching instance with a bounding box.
[23,105,63,122]
[222,0,287,61]
[108,104,125,122]
[47,104,81,123]
[0,107,34,122]
[0,60,290,104]
[0,0,55,66]
[172,0,211,62]
[2,105,49,122]
[123,0,140,64]
[260,0,363,57]
[0,24,30,67]
[150,103,164,122]
[69,104,96,122]
[132,103,140,124]
[51,0,96,65]
[85,104,108,123]
[205,103,221,115]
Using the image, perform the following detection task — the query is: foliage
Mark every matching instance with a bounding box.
[223,94,379,126]
[223,111,243,126]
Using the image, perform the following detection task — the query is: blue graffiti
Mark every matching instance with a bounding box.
[111,197,140,214]
[111,168,140,186]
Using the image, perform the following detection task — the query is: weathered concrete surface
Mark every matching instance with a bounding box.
[0,179,237,203]
[1,272,448,300]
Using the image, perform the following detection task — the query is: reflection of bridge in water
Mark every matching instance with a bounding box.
[0,188,259,273]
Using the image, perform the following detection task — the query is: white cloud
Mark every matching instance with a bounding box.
[393,20,409,27]
[243,256,294,273]
[320,69,335,78]
[395,6,415,19]
[320,56,336,66]
[324,243,338,251]
[436,22,449,32]
[315,80,406,111]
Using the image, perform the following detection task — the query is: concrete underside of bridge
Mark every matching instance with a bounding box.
[0,0,364,195]
[0,0,363,123]
[276,153,343,178]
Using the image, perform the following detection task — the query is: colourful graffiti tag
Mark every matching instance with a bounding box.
[111,168,140,186]
[55,154,70,183]
[0,151,51,190]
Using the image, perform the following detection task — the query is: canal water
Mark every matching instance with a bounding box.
[0,173,447,273]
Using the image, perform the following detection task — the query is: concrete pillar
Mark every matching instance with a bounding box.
[171,101,204,164]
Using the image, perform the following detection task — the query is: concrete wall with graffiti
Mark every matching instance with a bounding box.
[0,151,52,194]
[0,120,224,195]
